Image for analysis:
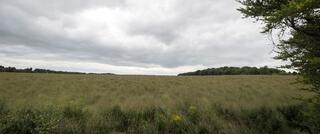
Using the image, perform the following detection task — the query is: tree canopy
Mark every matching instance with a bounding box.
[238,0,320,93]
[178,66,290,76]
[238,1,320,132]
[0,65,114,75]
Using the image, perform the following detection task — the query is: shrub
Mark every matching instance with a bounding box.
[0,101,315,134]
[55,105,88,134]
[1,108,39,134]
[244,107,289,134]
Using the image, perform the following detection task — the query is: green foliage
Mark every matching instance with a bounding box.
[238,0,320,94]
[0,108,62,134]
[238,1,320,132]
[57,105,88,134]
[245,107,289,134]
[303,98,320,133]
[178,66,289,76]
[2,109,38,134]
[0,100,313,134]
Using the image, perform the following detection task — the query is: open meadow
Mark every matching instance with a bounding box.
[0,73,309,110]
[0,73,313,133]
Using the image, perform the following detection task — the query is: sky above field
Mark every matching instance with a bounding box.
[0,0,284,75]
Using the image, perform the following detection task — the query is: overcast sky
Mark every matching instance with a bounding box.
[0,0,284,75]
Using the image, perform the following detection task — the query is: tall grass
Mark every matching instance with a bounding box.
[0,73,311,111]
[0,100,316,134]
[0,73,315,133]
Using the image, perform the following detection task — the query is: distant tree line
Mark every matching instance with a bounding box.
[178,66,296,76]
[0,66,33,73]
[0,65,114,75]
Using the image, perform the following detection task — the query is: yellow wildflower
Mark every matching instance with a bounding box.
[172,114,182,122]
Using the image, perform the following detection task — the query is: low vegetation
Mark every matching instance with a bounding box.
[0,73,309,110]
[0,73,317,133]
[0,100,319,134]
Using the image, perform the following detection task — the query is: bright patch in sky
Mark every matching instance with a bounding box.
[0,0,284,75]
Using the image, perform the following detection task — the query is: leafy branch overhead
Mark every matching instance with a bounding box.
[238,0,320,93]
[238,1,320,132]
[238,0,320,33]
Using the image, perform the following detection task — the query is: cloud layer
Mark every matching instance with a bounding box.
[0,0,283,75]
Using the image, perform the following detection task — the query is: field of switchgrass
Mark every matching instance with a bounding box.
[0,73,313,133]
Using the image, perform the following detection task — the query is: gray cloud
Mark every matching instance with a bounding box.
[0,0,283,75]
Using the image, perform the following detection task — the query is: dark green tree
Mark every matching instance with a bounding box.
[178,66,287,76]
[238,0,319,93]
[238,0,320,133]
